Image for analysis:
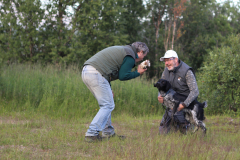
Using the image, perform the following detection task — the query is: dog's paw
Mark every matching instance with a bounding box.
[140,60,150,69]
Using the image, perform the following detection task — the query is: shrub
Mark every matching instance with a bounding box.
[198,34,240,115]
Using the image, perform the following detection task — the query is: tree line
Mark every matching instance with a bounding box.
[0,0,240,78]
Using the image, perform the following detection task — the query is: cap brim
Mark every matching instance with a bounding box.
[160,56,171,61]
[160,56,178,61]
[160,57,164,61]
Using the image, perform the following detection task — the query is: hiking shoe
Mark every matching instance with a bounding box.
[102,132,116,138]
[84,135,102,143]
[102,133,126,140]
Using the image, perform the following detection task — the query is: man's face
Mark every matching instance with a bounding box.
[164,57,178,70]
[135,51,147,62]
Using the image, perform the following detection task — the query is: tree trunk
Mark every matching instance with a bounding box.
[172,19,177,49]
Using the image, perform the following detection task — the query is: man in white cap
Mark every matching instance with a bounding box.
[157,50,203,134]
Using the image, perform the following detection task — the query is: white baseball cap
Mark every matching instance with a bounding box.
[160,50,178,61]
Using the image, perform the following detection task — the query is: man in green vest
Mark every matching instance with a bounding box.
[158,50,200,134]
[82,42,149,142]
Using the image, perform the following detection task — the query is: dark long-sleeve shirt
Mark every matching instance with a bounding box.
[118,56,140,80]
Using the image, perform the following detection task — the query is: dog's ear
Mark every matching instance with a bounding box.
[165,81,171,91]
[161,80,166,85]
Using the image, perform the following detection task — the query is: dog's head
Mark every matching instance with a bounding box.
[154,79,171,92]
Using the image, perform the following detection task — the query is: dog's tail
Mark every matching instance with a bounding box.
[202,101,208,108]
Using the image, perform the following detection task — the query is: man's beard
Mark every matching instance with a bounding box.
[166,62,176,71]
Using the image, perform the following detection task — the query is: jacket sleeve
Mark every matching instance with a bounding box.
[118,56,140,81]
[183,70,199,107]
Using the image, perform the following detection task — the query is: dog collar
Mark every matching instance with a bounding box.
[161,90,170,97]
[166,90,170,95]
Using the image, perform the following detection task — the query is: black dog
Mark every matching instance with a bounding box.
[154,79,207,133]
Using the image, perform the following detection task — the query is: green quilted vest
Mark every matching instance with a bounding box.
[84,45,136,82]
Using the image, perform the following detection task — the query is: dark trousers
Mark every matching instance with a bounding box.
[159,109,188,134]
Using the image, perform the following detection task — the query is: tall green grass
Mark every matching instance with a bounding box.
[0,64,162,119]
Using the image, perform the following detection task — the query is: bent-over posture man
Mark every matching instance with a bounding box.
[158,50,202,134]
[82,42,149,142]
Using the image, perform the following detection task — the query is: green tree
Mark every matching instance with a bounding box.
[117,0,147,42]
[38,0,75,64]
[143,0,189,78]
[198,34,240,114]
[141,0,170,78]
[178,0,235,70]
[0,0,44,62]
[67,0,129,65]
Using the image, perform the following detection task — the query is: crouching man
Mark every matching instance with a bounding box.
[158,50,204,134]
[82,42,149,142]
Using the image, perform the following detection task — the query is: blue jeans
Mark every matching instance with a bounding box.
[82,65,115,136]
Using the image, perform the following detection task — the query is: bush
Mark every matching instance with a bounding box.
[198,34,240,115]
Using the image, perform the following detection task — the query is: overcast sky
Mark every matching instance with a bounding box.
[40,0,239,5]
[217,0,239,4]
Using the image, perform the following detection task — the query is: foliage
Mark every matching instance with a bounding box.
[198,34,240,114]
[69,0,130,65]
[177,0,238,70]
[0,0,240,77]
[0,64,163,118]
[117,0,147,42]
[0,0,130,65]
[0,0,44,62]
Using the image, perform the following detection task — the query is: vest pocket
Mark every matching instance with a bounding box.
[176,77,187,90]
[176,78,185,86]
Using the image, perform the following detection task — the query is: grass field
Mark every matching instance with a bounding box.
[0,112,240,159]
[0,64,162,119]
[0,64,240,159]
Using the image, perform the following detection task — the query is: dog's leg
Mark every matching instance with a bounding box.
[193,103,207,134]
[190,110,199,132]
[198,121,207,134]
[183,109,198,133]
[183,108,207,134]
[191,110,199,125]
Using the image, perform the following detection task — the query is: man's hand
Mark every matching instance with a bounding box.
[137,65,147,75]
[112,90,114,98]
[158,96,164,104]
[177,103,185,111]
